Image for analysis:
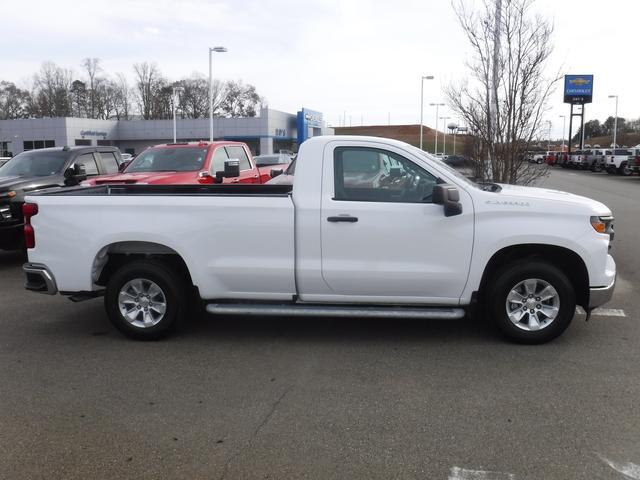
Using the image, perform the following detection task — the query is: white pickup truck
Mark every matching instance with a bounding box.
[22,136,616,344]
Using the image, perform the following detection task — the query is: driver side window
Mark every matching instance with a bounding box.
[333,147,437,203]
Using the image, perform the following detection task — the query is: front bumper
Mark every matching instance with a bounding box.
[23,263,58,295]
[588,255,616,308]
[0,222,24,250]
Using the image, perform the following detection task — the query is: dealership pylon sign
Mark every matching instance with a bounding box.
[564,75,593,105]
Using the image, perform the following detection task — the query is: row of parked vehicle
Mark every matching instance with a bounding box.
[530,148,640,175]
[0,142,293,250]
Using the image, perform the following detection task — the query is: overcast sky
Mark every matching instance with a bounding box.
[3,0,637,137]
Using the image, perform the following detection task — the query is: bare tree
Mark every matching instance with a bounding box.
[173,75,227,119]
[446,0,561,184]
[69,80,88,117]
[220,80,261,118]
[112,73,132,120]
[81,58,103,118]
[133,62,164,120]
[32,62,74,117]
[0,81,32,119]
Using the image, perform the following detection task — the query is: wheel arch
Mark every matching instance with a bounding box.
[478,244,590,308]
[92,241,195,291]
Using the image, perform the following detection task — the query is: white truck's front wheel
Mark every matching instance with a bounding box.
[105,260,186,340]
[488,261,576,344]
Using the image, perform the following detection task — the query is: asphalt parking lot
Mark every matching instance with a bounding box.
[1,167,639,480]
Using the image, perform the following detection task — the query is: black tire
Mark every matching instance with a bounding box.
[105,259,187,340]
[486,261,576,344]
[618,162,632,176]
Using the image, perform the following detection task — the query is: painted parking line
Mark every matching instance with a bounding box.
[448,467,515,480]
[575,306,626,317]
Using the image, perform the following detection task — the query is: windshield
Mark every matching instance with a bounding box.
[408,146,480,189]
[0,150,70,177]
[125,147,208,173]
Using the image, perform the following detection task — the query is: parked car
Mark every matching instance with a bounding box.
[585,149,609,172]
[84,141,289,186]
[253,153,293,168]
[443,155,477,178]
[23,135,615,345]
[605,149,634,175]
[627,148,640,174]
[0,146,123,250]
[527,152,545,164]
[565,150,583,168]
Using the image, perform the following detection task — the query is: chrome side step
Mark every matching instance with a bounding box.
[205,303,465,319]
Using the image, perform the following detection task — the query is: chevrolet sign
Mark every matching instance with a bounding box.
[564,75,593,104]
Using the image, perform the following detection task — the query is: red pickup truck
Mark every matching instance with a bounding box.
[84,141,288,186]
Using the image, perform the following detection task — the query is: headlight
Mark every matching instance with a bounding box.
[591,215,614,239]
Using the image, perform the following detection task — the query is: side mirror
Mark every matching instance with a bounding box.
[432,184,463,217]
[213,159,241,184]
[64,163,87,185]
[270,168,283,178]
[388,166,403,178]
[224,159,240,178]
[118,161,130,172]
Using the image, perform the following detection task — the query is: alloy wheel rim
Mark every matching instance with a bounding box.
[118,278,167,328]
[505,278,560,331]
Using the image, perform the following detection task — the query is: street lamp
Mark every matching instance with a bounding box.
[429,103,445,155]
[440,116,451,156]
[209,46,227,142]
[559,115,566,150]
[419,75,434,150]
[546,120,552,151]
[608,94,619,148]
[172,86,184,143]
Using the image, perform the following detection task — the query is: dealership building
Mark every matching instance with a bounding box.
[0,107,332,157]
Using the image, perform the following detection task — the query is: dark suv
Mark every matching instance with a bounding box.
[0,146,123,250]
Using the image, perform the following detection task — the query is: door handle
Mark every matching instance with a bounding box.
[327,215,358,223]
[231,179,240,183]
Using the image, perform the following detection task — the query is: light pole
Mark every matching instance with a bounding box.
[440,116,451,156]
[419,75,434,150]
[608,94,619,148]
[546,120,552,151]
[430,103,445,155]
[452,121,459,156]
[209,46,227,142]
[559,115,566,150]
[172,86,184,143]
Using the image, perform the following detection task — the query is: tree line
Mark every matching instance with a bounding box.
[0,58,264,121]
[571,116,640,143]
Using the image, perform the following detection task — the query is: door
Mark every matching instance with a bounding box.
[225,145,260,184]
[320,144,474,302]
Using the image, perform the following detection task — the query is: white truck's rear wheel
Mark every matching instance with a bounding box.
[105,260,186,340]
[488,261,576,344]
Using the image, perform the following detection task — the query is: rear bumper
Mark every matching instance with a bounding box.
[23,263,58,295]
[588,255,616,308]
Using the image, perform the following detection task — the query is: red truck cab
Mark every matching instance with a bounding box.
[84,141,288,186]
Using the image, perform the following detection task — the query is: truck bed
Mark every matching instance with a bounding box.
[32,184,293,197]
